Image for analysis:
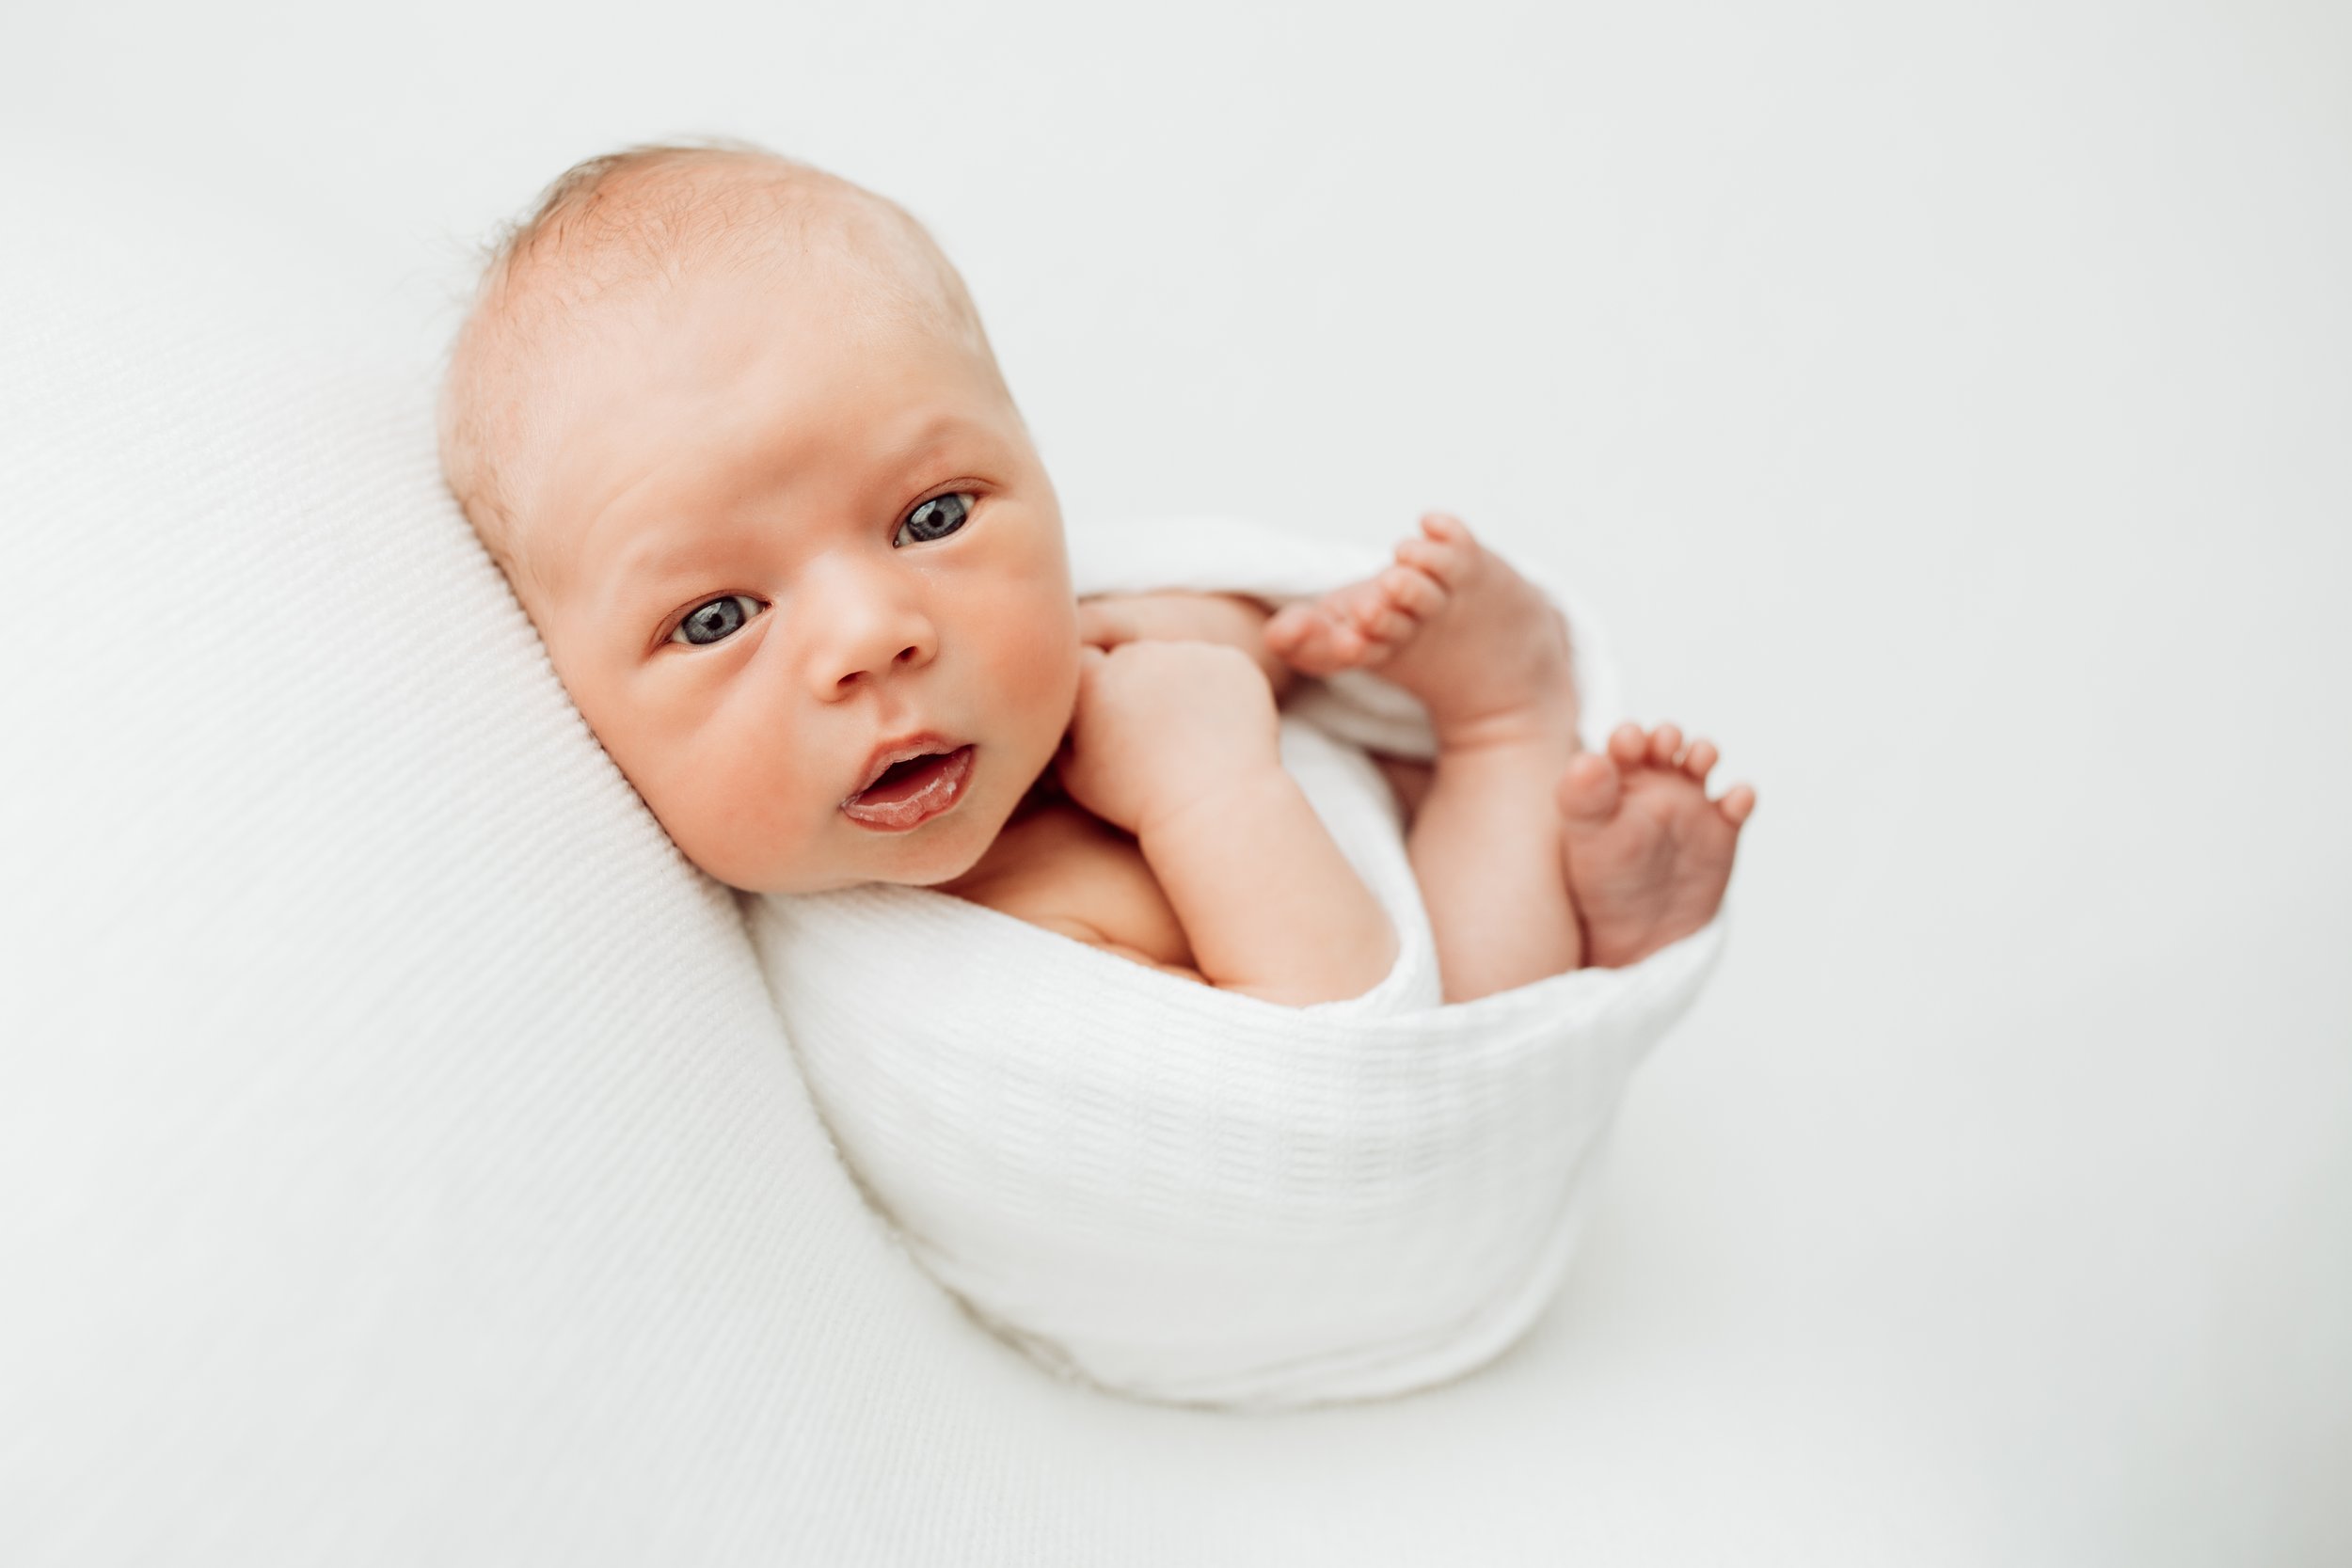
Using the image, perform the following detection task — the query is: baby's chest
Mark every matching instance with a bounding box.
[952,803,1197,974]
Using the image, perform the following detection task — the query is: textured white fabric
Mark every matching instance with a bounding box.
[750,518,1724,1408]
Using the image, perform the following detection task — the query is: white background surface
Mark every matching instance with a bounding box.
[7,0,2347,1560]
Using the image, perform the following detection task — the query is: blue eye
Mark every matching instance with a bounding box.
[895,493,972,546]
[670,594,762,646]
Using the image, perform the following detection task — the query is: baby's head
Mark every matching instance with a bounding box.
[439,142,1080,894]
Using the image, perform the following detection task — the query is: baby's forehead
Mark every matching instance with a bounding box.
[441,149,997,616]
[485,213,966,495]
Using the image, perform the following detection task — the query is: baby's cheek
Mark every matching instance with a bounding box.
[634,692,819,892]
[997,611,1081,727]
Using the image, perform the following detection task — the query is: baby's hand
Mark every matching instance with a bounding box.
[1076,592,1295,694]
[1057,640,1282,837]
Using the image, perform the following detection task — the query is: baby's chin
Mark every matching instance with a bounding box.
[718,842,978,897]
[869,827,997,892]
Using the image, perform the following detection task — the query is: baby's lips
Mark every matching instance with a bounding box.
[845,731,961,800]
[838,744,975,831]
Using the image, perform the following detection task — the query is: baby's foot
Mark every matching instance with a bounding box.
[1559,722,1756,969]
[1263,513,1578,750]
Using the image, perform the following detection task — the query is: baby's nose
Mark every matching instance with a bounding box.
[804,567,938,695]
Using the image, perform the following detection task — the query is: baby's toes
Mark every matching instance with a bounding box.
[1647,723,1685,768]
[1328,578,1401,637]
[1681,737,1718,786]
[1393,531,1474,589]
[1607,722,1651,768]
[1263,601,1318,653]
[1376,562,1448,624]
[1265,602,1360,673]
[1315,612,1370,661]
[1418,511,1472,546]
[1357,602,1418,644]
[1717,783,1757,828]
[1557,751,1623,825]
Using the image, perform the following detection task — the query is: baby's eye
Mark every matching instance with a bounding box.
[895,492,972,546]
[669,594,763,646]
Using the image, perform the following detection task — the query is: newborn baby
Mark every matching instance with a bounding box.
[438,142,1754,1007]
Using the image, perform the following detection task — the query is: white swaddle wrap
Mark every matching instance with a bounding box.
[746,517,1724,1409]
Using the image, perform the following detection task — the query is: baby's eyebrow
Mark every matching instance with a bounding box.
[606,531,714,586]
[580,528,743,625]
[886,410,997,467]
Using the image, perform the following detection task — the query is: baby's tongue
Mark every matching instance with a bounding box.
[857,750,954,804]
[842,746,977,829]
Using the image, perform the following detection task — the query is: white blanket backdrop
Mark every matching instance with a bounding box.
[4,1,2347,1562]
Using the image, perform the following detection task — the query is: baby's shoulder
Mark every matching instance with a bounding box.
[945,801,1198,976]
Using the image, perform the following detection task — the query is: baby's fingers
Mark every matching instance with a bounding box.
[1075,598,1140,650]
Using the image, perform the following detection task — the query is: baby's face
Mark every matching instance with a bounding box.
[503,257,1081,893]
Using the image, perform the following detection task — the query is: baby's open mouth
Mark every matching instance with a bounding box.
[841,744,976,832]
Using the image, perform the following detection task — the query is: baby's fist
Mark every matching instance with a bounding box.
[1057,640,1282,835]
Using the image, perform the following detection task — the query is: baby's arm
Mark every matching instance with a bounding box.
[1057,640,1395,1006]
